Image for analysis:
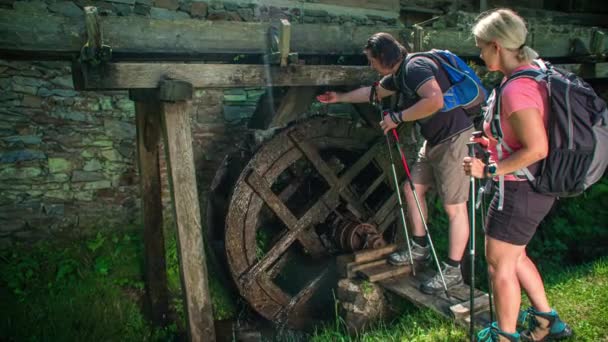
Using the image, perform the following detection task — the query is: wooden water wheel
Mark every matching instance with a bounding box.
[223,116,408,328]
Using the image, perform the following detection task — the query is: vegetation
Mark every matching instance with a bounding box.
[0,177,606,341]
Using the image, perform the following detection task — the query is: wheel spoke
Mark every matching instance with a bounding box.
[246,169,326,257]
[239,190,339,286]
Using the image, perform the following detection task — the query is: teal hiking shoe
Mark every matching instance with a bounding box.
[477,322,520,341]
[520,307,573,341]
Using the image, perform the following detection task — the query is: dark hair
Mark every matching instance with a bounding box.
[364,32,407,69]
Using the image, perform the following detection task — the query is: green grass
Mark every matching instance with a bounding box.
[0,231,177,341]
[312,257,608,342]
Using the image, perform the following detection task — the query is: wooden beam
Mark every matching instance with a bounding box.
[2,8,606,60]
[159,80,215,342]
[131,88,169,326]
[72,63,379,90]
[0,9,402,58]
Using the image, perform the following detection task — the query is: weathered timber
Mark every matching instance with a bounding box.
[0,9,401,58]
[2,8,607,60]
[380,269,492,329]
[353,244,398,263]
[75,61,608,91]
[159,79,193,102]
[159,80,215,341]
[358,263,411,282]
[314,0,399,12]
[131,88,169,326]
[450,293,491,321]
[279,19,291,67]
[270,87,317,127]
[73,63,379,90]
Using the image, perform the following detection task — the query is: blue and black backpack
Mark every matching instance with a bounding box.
[402,49,488,117]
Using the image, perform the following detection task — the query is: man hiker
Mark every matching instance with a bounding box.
[317,32,474,294]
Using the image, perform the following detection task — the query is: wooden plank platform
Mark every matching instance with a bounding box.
[337,246,492,328]
[379,268,493,328]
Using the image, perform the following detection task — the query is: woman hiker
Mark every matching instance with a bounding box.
[463,8,573,342]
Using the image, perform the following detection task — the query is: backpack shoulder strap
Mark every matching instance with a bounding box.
[491,66,548,140]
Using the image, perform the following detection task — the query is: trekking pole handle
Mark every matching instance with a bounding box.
[467,142,476,158]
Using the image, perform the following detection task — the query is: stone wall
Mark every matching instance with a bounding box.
[0,0,401,247]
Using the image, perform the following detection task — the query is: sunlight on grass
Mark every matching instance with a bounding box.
[313,257,608,342]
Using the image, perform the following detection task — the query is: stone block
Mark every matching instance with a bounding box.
[84,180,112,190]
[13,1,48,13]
[115,98,135,112]
[101,149,123,162]
[223,105,256,121]
[75,191,95,201]
[72,171,105,182]
[45,190,72,200]
[0,149,46,163]
[21,95,43,108]
[150,6,190,19]
[104,119,136,139]
[224,89,247,102]
[107,0,136,4]
[208,9,229,20]
[48,157,71,173]
[236,7,253,21]
[154,0,179,10]
[0,166,43,180]
[113,3,133,16]
[48,1,83,17]
[3,135,42,145]
[134,3,151,15]
[83,159,103,172]
[190,2,208,18]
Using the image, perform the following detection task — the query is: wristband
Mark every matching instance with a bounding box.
[384,110,402,124]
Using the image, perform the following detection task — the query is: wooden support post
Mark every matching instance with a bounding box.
[80,6,111,65]
[480,0,488,12]
[131,88,169,326]
[278,19,291,67]
[413,24,424,52]
[84,7,102,51]
[158,79,215,342]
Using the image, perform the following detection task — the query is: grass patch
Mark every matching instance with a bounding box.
[0,231,176,341]
[313,257,608,341]
[0,228,238,341]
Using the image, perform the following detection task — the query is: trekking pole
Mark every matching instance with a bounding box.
[380,113,417,276]
[467,142,477,342]
[479,180,494,323]
[389,126,449,298]
[472,137,494,324]
[370,85,416,275]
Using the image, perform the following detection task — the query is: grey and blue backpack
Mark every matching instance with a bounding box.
[488,59,608,202]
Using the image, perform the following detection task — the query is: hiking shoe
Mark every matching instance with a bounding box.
[387,240,430,266]
[478,322,520,341]
[419,261,463,295]
[520,307,573,341]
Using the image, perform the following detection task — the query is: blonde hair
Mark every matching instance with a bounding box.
[472,8,538,62]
